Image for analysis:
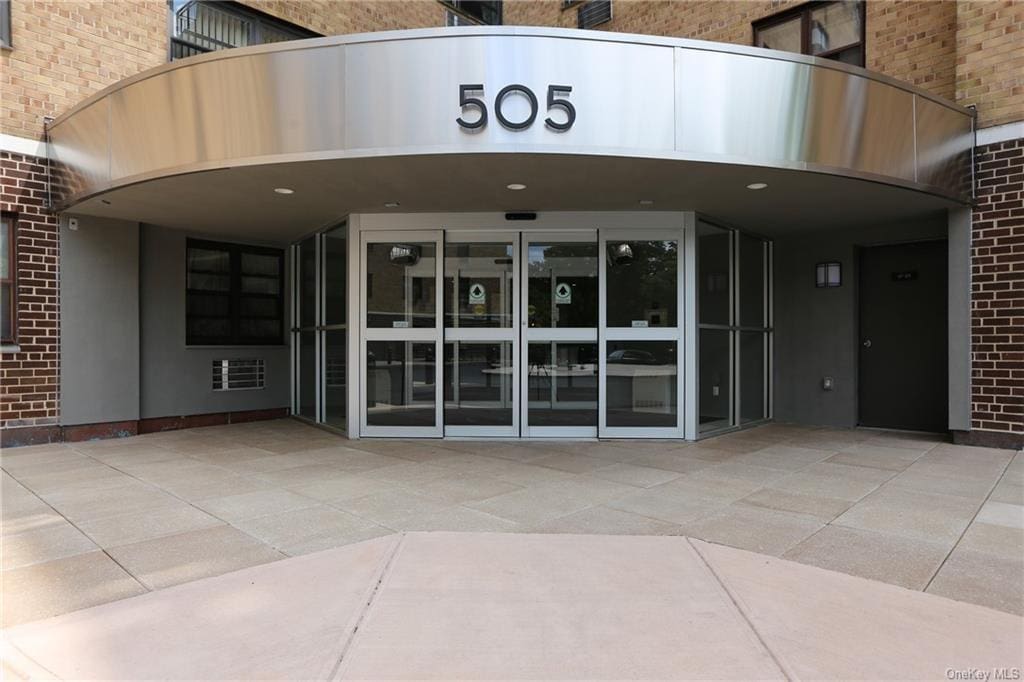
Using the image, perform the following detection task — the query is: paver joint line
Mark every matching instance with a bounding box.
[328,531,406,680]
[687,537,796,682]
[922,452,1017,594]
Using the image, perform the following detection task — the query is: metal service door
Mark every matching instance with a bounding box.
[859,240,948,432]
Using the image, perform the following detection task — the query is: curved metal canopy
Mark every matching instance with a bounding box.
[48,27,973,237]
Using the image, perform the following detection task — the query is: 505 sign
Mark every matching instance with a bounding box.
[456,84,576,132]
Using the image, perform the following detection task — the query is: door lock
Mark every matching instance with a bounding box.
[862,339,872,348]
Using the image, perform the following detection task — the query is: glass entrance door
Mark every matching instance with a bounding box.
[443,232,519,437]
[360,231,443,437]
[521,232,599,437]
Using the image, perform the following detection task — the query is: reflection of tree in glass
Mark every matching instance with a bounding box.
[606,240,678,327]
[527,243,598,328]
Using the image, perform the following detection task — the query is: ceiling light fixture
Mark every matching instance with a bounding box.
[746,182,768,190]
[384,201,400,208]
[638,199,655,206]
[506,183,527,191]
[273,187,294,195]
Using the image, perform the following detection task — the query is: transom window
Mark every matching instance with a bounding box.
[186,239,284,346]
[170,0,319,60]
[753,1,865,67]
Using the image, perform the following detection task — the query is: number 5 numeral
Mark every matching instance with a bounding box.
[456,84,487,130]
[545,85,575,132]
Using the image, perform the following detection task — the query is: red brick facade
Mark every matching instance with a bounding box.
[970,137,1024,444]
[0,150,60,431]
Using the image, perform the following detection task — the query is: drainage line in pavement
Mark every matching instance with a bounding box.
[328,532,406,679]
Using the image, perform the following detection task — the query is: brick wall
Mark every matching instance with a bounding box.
[507,0,1001,122]
[246,1,445,36]
[0,1,167,140]
[969,137,1024,444]
[956,0,1024,129]
[0,151,60,431]
[0,1,447,142]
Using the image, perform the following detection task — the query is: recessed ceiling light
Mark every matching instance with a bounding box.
[384,201,400,208]
[638,199,655,206]
[506,183,527,191]
[746,182,768,190]
[273,187,294,195]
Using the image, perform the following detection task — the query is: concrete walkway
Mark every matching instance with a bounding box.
[3,420,1023,627]
[3,531,1022,680]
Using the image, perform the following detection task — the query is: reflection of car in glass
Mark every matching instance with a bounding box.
[607,350,660,365]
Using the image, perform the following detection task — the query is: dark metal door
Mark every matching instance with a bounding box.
[858,240,948,432]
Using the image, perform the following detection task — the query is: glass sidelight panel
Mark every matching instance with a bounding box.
[365,241,436,328]
[324,329,347,429]
[738,233,765,327]
[699,328,731,433]
[699,224,731,326]
[298,330,316,420]
[739,331,766,424]
[444,242,513,328]
[526,342,598,426]
[324,226,347,326]
[366,341,436,427]
[605,240,678,328]
[605,340,678,427]
[527,241,598,328]
[444,342,513,426]
[299,237,317,329]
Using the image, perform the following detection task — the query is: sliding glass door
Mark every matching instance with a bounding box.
[444,232,519,437]
[360,231,443,437]
[521,232,599,438]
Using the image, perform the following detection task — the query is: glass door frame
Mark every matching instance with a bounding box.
[598,227,686,439]
[359,229,444,438]
[444,230,521,438]
[291,234,321,425]
[520,230,599,439]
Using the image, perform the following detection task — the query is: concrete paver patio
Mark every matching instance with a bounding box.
[2,419,1022,627]
[3,533,1022,680]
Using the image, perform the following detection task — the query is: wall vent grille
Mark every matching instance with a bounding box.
[578,0,612,29]
[212,358,265,391]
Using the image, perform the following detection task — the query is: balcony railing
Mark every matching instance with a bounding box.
[170,0,317,60]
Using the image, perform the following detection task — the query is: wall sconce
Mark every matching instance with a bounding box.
[816,262,841,288]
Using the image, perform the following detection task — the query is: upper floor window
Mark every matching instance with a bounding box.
[1,215,16,344]
[441,1,502,26]
[753,1,865,67]
[171,0,320,60]
[1,0,11,49]
[186,239,285,346]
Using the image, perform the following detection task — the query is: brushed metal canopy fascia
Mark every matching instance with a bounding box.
[48,26,974,213]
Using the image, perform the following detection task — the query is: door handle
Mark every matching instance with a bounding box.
[862,339,872,348]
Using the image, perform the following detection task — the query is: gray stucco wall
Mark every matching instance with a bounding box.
[139,224,290,419]
[60,215,140,426]
[772,213,948,428]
